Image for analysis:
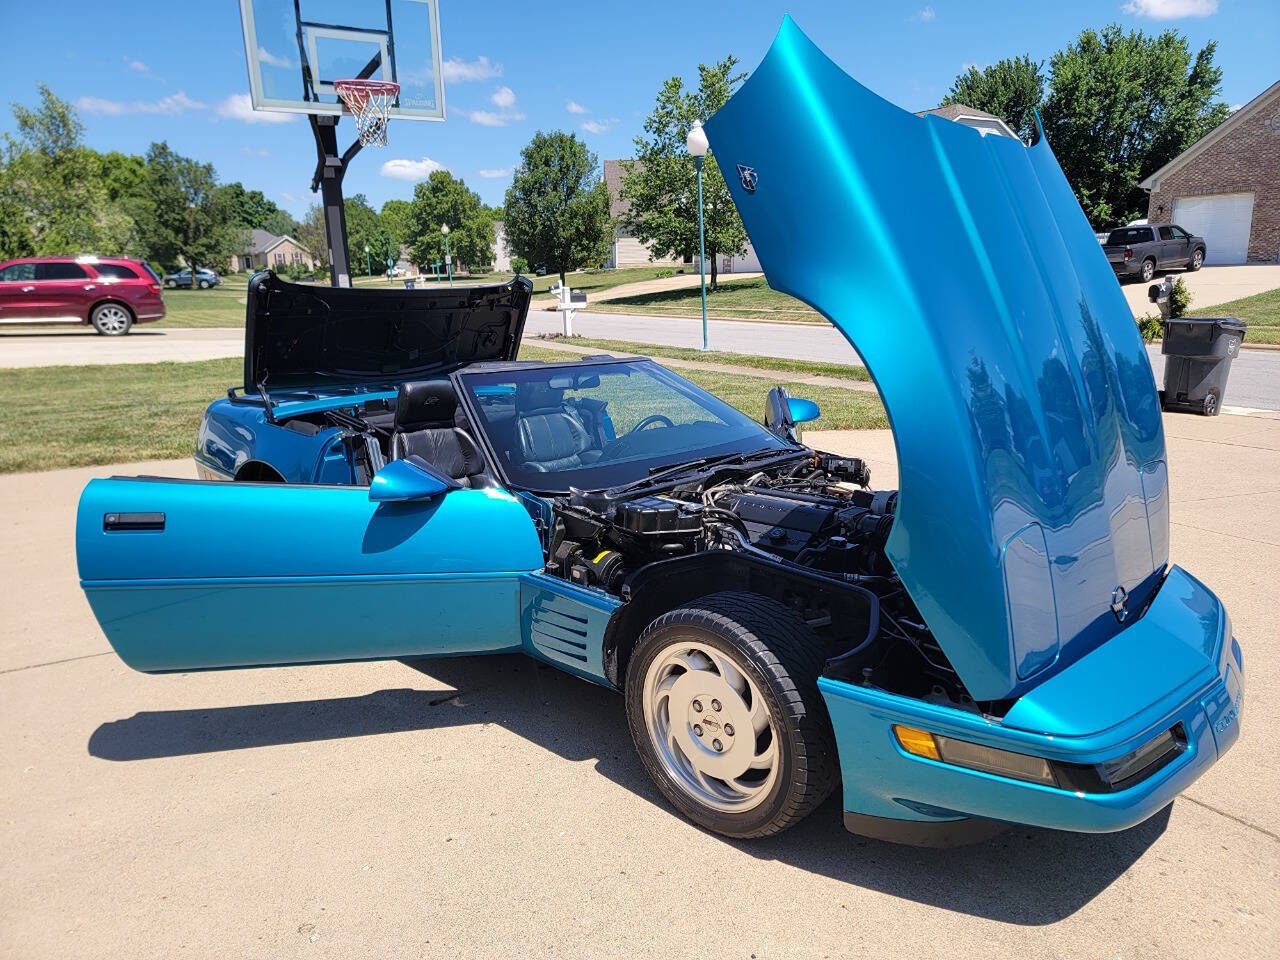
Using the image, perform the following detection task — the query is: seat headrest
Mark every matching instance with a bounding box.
[516,381,566,414]
[396,379,458,429]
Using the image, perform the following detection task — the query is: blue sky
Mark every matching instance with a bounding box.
[2,0,1275,219]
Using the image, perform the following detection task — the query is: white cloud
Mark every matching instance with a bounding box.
[215,93,296,124]
[280,191,304,205]
[1122,0,1217,18]
[961,61,989,73]
[380,156,447,181]
[907,6,936,22]
[477,167,512,178]
[77,91,205,115]
[127,58,149,73]
[257,47,292,69]
[581,118,618,134]
[441,55,502,83]
[468,87,524,127]
[566,100,587,114]
[242,146,271,157]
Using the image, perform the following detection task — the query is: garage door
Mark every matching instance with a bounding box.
[1172,193,1254,265]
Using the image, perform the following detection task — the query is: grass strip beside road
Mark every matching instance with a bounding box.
[0,350,885,474]
[1188,287,1280,345]
[591,275,824,324]
[535,336,871,381]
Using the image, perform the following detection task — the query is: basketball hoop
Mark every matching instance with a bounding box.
[334,79,400,147]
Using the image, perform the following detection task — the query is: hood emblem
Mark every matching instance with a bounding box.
[1110,585,1129,623]
[736,164,758,193]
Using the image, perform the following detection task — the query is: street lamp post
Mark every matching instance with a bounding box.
[441,223,453,287]
[686,120,710,352]
[363,242,371,278]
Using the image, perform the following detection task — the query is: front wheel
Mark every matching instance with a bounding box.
[164,279,176,289]
[625,592,837,839]
[197,279,210,289]
[91,303,133,336]
[1188,249,1204,271]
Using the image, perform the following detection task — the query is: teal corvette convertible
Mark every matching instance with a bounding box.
[76,19,1241,845]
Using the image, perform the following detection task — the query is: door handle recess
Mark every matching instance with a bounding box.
[104,512,165,531]
[21,285,35,292]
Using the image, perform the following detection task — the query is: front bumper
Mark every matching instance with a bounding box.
[820,565,1242,840]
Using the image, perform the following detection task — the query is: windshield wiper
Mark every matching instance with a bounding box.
[609,446,806,496]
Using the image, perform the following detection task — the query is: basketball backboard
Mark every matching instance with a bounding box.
[238,0,445,121]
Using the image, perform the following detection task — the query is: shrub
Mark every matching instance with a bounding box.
[1136,314,1164,343]
[511,255,529,275]
[1169,276,1192,318]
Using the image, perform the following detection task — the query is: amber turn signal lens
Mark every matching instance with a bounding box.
[893,724,941,760]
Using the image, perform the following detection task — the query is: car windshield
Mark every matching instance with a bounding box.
[459,360,791,491]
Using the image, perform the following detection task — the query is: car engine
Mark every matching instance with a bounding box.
[545,449,968,708]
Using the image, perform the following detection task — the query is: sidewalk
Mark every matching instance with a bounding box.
[531,270,761,308]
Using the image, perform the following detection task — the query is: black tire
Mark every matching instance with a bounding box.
[198,279,210,289]
[1202,391,1219,416]
[1140,258,1156,283]
[1188,248,1204,272]
[625,592,837,839]
[164,279,176,289]
[90,302,133,336]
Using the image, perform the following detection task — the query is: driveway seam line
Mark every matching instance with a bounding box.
[1169,519,1280,548]
[0,651,112,675]
[1183,795,1280,843]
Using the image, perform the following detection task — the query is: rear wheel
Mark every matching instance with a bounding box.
[1140,258,1156,283]
[1188,248,1204,271]
[91,303,133,336]
[625,592,837,839]
[197,279,210,289]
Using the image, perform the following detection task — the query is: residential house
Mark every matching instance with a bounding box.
[1140,80,1280,264]
[915,103,1020,140]
[230,229,317,273]
[491,221,512,272]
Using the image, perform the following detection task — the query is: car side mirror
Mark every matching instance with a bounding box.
[765,386,820,442]
[369,457,458,503]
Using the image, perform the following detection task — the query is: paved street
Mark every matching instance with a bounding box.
[5,310,1278,411]
[2,411,1276,959]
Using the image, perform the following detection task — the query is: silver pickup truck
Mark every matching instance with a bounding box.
[1103,223,1206,282]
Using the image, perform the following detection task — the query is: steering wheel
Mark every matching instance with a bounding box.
[628,414,675,434]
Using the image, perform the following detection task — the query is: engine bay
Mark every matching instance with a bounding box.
[544,451,978,715]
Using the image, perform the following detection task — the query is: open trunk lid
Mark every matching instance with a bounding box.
[705,18,1168,702]
[244,272,532,391]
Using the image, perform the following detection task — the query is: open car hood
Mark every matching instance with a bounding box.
[244,272,532,390]
[705,19,1169,701]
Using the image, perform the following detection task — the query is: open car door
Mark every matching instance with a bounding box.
[76,475,543,672]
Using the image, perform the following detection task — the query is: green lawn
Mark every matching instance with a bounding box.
[593,275,823,323]
[533,336,871,381]
[1188,287,1280,345]
[0,349,885,474]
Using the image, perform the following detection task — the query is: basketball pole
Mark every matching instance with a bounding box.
[309,115,361,288]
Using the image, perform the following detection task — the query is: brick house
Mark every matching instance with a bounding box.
[1140,80,1280,264]
[230,229,317,272]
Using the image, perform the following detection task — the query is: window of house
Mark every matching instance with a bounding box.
[35,262,89,280]
[292,251,302,263]
[274,252,285,265]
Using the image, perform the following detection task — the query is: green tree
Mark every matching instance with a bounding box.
[296,204,330,272]
[344,193,394,276]
[1,86,137,257]
[1041,24,1229,226]
[620,55,748,291]
[261,207,298,237]
[139,141,247,272]
[406,170,493,273]
[941,55,1045,142]
[217,182,289,232]
[502,131,612,285]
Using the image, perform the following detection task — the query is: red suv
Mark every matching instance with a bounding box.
[0,256,166,335]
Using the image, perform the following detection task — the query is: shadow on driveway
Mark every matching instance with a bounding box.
[87,653,1166,925]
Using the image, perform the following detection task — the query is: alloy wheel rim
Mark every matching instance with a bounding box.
[97,306,128,333]
[642,639,779,813]
[1193,251,1203,267]
[1143,262,1154,281]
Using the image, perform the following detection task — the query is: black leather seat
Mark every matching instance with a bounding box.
[515,383,602,473]
[391,380,491,488]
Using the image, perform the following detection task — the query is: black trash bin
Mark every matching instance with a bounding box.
[1159,316,1246,416]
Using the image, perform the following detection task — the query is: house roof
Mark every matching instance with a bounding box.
[1139,79,1280,191]
[244,229,313,257]
[603,159,632,219]
[917,102,1018,139]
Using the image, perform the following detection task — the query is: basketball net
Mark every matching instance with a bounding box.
[333,79,400,147]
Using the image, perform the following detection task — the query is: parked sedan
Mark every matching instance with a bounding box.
[163,268,221,289]
[0,255,165,335]
[1102,224,1206,282]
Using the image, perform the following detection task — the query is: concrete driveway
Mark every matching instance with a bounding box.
[1,412,1276,959]
[1119,263,1280,316]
